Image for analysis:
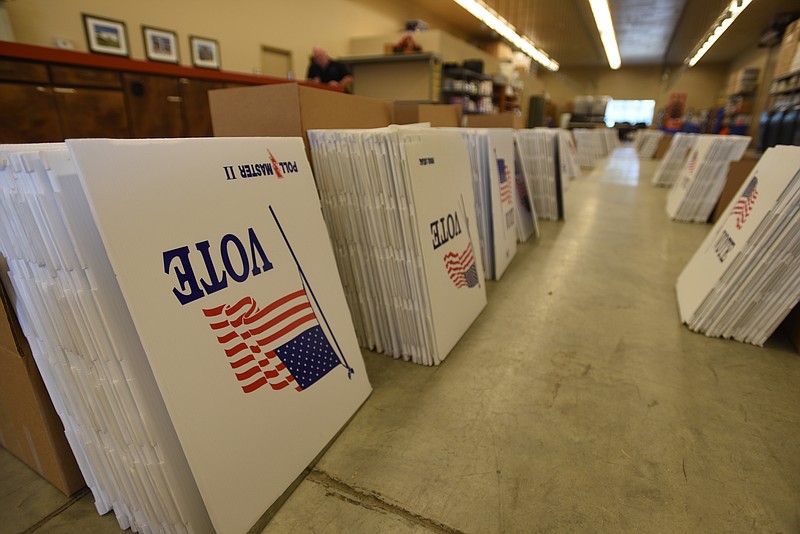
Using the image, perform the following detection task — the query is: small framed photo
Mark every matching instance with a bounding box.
[142,25,179,63]
[83,14,129,57]
[189,36,220,69]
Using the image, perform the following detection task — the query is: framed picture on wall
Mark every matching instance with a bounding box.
[142,26,179,63]
[189,36,220,69]
[83,14,129,57]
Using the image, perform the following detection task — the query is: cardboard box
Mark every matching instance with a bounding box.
[209,83,393,146]
[653,133,673,159]
[465,113,525,129]
[710,156,759,223]
[392,102,462,127]
[775,21,800,77]
[0,257,84,496]
[781,304,800,353]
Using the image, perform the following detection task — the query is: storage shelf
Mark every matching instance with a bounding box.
[770,87,800,96]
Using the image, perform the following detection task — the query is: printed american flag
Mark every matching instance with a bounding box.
[443,241,479,289]
[686,152,698,174]
[203,289,340,394]
[732,177,758,230]
[497,158,514,206]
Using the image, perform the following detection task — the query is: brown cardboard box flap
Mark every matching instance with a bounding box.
[0,256,84,496]
[393,102,462,127]
[465,113,525,129]
[209,83,392,139]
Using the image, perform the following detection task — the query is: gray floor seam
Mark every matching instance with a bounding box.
[307,469,466,534]
[19,487,91,534]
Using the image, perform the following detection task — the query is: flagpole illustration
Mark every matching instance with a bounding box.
[269,205,354,378]
[459,194,481,289]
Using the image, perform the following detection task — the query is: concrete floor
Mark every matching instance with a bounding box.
[3,146,799,533]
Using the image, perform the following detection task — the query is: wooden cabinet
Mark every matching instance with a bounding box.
[52,87,129,138]
[0,42,311,143]
[123,73,184,138]
[49,65,129,139]
[0,82,62,142]
[179,78,225,137]
[0,60,62,142]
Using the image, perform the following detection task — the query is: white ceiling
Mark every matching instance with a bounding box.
[408,0,800,68]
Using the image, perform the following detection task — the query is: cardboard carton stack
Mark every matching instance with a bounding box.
[775,19,800,78]
[726,68,759,95]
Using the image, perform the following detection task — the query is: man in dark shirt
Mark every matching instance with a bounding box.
[306,46,353,90]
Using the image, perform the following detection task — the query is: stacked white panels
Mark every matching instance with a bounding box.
[483,129,519,279]
[0,138,371,534]
[573,128,598,169]
[515,129,564,221]
[512,138,540,243]
[445,129,518,280]
[635,130,664,158]
[538,128,579,180]
[677,146,800,345]
[602,128,620,155]
[651,133,698,187]
[558,129,581,180]
[666,135,751,222]
[308,127,487,365]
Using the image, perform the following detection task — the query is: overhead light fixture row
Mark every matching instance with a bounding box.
[686,0,753,67]
[451,0,560,71]
[588,0,622,69]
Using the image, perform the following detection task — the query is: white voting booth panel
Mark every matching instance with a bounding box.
[635,130,664,158]
[651,133,698,187]
[666,135,751,223]
[515,130,564,221]
[308,127,487,365]
[486,129,519,279]
[676,146,800,345]
[0,138,372,534]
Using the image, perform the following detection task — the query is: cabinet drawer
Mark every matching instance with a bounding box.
[0,59,50,83]
[49,65,122,88]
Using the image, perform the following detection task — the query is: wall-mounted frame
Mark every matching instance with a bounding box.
[189,36,220,69]
[83,14,129,57]
[142,25,179,64]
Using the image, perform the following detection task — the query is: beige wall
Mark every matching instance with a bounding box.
[539,64,728,123]
[350,30,501,73]
[6,0,732,125]
[5,0,452,77]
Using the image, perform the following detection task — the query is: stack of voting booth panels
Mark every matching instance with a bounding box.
[676,146,800,345]
[666,135,751,222]
[515,129,565,221]
[651,133,698,187]
[0,138,372,534]
[444,128,518,281]
[547,128,581,181]
[307,127,488,366]
[573,128,599,169]
[511,134,540,244]
[635,130,664,158]
[600,128,620,156]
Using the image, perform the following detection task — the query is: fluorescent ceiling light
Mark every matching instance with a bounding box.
[687,0,753,67]
[588,0,621,69]
[451,0,559,71]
